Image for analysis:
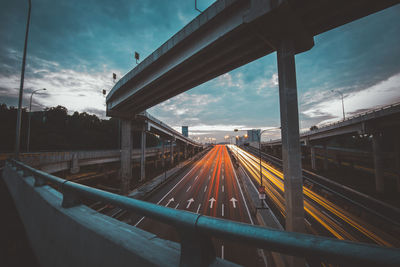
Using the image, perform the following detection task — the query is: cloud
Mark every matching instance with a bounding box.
[0,54,119,117]
[301,72,400,126]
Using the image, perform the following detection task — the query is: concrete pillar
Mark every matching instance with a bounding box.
[323,144,329,170]
[120,119,132,195]
[372,133,385,193]
[177,143,181,162]
[184,144,188,159]
[395,133,400,193]
[140,128,146,182]
[310,146,316,170]
[277,38,304,235]
[70,153,80,174]
[170,141,174,165]
[161,140,165,169]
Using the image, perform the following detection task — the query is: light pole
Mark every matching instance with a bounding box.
[332,89,345,120]
[258,127,281,202]
[27,88,46,152]
[15,0,32,159]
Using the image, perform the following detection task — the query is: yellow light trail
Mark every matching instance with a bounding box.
[228,145,397,247]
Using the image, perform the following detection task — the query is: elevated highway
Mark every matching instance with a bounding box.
[106,0,398,116]
[261,102,400,193]
[106,0,400,238]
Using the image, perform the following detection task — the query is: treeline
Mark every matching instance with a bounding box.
[0,104,159,152]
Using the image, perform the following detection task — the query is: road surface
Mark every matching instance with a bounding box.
[131,145,266,266]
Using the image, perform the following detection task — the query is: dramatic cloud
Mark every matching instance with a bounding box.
[1,1,399,142]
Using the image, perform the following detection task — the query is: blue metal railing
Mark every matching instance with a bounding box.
[8,159,400,266]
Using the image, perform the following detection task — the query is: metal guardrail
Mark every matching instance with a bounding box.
[8,159,400,266]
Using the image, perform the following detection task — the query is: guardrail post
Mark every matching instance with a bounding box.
[310,146,316,170]
[178,229,215,267]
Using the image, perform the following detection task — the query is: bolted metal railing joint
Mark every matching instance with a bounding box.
[61,181,81,208]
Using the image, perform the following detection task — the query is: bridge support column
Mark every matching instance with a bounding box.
[184,144,188,159]
[372,133,385,193]
[170,141,174,165]
[277,38,304,237]
[323,144,329,170]
[177,143,181,162]
[70,153,80,174]
[120,119,132,195]
[310,146,316,170]
[161,140,165,169]
[140,128,146,182]
[395,134,400,193]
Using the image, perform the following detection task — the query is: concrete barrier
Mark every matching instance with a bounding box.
[2,164,181,267]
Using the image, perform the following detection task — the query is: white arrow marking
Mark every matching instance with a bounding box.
[209,197,216,208]
[186,185,191,192]
[186,198,194,209]
[166,198,174,207]
[230,197,238,208]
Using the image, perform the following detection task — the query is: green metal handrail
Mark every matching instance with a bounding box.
[8,159,400,266]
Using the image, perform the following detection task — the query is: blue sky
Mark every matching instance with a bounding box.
[1,0,399,142]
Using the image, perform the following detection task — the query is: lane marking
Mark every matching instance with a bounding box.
[134,153,203,227]
[230,155,254,225]
[204,185,207,192]
[221,245,224,259]
[222,185,224,193]
[175,203,179,209]
[186,185,191,192]
[222,203,224,216]
[194,175,199,181]
[230,197,237,208]
[196,204,201,214]
[208,175,211,180]
[209,197,216,208]
[222,175,224,180]
[186,198,194,209]
[166,198,174,207]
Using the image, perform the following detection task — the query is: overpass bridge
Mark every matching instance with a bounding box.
[260,102,400,193]
[3,0,400,266]
[105,0,400,239]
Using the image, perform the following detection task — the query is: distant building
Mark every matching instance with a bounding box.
[182,126,188,137]
[247,129,260,142]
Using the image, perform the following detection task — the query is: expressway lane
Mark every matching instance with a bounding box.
[131,145,265,266]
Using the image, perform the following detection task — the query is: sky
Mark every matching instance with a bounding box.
[1,0,399,143]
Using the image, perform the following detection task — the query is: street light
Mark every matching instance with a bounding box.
[258,127,281,207]
[15,0,32,159]
[27,88,46,152]
[331,89,345,120]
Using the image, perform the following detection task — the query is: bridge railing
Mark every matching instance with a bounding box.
[8,159,400,266]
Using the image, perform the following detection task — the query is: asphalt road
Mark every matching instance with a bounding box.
[131,145,266,266]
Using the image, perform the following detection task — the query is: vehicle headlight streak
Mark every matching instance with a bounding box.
[227,145,395,247]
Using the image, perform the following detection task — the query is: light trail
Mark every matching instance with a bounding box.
[228,145,398,247]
